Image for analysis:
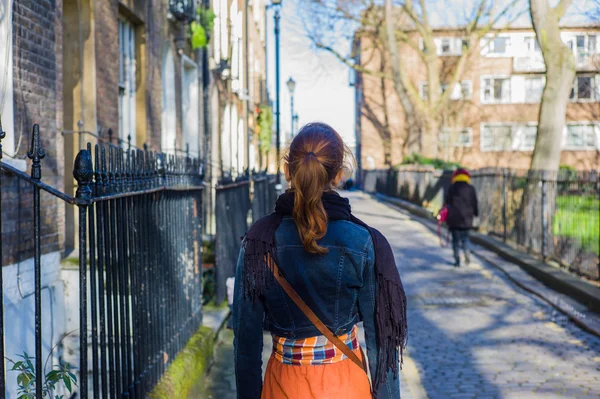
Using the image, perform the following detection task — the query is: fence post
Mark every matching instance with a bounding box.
[27,125,45,399]
[502,169,507,242]
[74,149,93,399]
[540,171,548,260]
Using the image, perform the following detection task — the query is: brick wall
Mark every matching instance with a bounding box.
[1,0,64,266]
[94,0,120,136]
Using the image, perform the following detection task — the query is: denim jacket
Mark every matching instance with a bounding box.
[233,216,401,399]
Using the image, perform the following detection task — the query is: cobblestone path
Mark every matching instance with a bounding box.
[192,192,600,399]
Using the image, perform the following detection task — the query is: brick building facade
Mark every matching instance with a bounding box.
[354,25,600,171]
[1,1,207,395]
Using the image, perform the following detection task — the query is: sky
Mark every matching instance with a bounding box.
[265,0,599,151]
[265,0,357,148]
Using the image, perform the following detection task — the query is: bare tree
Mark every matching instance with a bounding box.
[529,0,576,171]
[302,0,524,160]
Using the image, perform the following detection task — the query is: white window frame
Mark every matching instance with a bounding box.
[480,123,515,152]
[480,75,511,104]
[440,127,473,147]
[570,75,596,102]
[524,76,545,103]
[514,123,538,151]
[0,0,16,160]
[481,34,511,57]
[564,123,599,151]
[420,37,464,56]
[419,80,471,101]
[118,18,136,146]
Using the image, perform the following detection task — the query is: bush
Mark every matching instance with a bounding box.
[399,153,462,170]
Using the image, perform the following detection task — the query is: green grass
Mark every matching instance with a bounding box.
[553,195,600,255]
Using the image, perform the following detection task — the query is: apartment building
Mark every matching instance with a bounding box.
[354,24,600,170]
[210,0,267,180]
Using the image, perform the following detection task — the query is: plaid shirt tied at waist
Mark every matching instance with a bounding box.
[271,325,360,366]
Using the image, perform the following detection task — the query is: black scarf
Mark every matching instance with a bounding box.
[242,191,407,393]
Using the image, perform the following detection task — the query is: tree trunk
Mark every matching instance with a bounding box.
[420,116,439,158]
[530,0,575,172]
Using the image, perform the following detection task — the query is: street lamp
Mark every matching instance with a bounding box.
[287,77,296,137]
[273,0,282,187]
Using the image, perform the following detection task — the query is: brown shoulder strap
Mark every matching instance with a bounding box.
[269,260,368,374]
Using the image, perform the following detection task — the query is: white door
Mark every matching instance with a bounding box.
[0,0,15,156]
[119,19,136,146]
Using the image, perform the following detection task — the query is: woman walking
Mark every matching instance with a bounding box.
[445,168,479,267]
[233,123,407,399]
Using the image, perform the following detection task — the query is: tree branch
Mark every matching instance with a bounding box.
[554,0,575,19]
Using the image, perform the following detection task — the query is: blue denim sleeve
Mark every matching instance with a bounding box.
[358,237,401,399]
[233,246,265,399]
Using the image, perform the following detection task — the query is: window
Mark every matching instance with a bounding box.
[565,124,597,150]
[570,76,594,101]
[481,124,513,151]
[181,56,199,157]
[482,77,510,103]
[441,39,451,54]
[485,36,510,55]
[118,19,136,145]
[519,125,537,151]
[161,47,177,153]
[427,37,464,56]
[441,128,473,147]
[524,77,544,103]
[0,0,15,158]
[421,81,471,100]
[419,82,429,100]
[589,35,597,53]
[525,36,541,53]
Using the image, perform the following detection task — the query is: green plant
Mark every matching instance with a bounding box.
[399,153,461,170]
[190,7,216,50]
[257,105,273,154]
[202,239,216,264]
[8,352,77,399]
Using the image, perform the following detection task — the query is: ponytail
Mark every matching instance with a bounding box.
[292,153,329,254]
[284,123,349,255]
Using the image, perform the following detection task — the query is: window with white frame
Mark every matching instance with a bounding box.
[119,18,136,146]
[481,77,510,103]
[161,47,177,153]
[481,124,513,151]
[570,76,595,101]
[484,36,510,56]
[518,125,537,151]
[565,124,597,150]
[419,82,429,100]
[420,37,464,56]
[421,81,471,100]
[524,76,545,103]
[0,0,15,157]
[525,36,541,53]
[440,128,473,147]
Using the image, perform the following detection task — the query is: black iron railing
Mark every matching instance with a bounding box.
[214,176,250,304]
[252,172,278,222]
[1,125,204,398]
[363,167,600,280]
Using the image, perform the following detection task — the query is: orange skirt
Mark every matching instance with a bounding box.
[261,350,372,399]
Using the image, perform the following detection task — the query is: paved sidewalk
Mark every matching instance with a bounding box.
[193,192,600,399]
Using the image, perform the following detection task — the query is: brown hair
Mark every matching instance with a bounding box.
[284,123,350,254]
